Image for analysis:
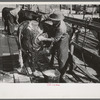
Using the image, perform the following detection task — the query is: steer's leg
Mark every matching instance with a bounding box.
[4,21,6,31]
[19,49,24,68]
[16,14,19,25]
[16,49,28,74]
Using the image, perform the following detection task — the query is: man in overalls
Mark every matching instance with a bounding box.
[41,10,74,82]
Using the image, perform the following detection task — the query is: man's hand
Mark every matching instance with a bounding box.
[50,37,55,42]
[38,35,55,42]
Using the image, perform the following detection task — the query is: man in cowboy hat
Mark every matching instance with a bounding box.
[41,10,74,82]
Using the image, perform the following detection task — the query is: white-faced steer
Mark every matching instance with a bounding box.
[17,20,54,76]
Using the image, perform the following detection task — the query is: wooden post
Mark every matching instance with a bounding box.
[70,28,80,55]
[60,5,62,10]
[45,5,46,13]
[83,5,86,19]
[70,5,72,14]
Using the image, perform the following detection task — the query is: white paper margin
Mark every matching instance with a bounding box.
[0,2,100,99]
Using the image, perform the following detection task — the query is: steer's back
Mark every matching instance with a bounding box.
[2,7,14,20]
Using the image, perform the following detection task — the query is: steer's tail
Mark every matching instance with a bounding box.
[17,24,24,68]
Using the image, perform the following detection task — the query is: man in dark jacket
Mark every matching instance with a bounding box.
[41,10,74,82]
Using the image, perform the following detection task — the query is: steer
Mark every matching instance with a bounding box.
[17,20,54,76]
[2,7,42,35]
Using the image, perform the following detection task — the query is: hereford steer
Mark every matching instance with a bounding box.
[17,20,54,76]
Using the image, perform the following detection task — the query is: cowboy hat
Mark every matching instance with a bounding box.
[49,10,64,21]
[44,20,53,25]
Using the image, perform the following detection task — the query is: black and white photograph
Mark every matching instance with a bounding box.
[0,3,100,84]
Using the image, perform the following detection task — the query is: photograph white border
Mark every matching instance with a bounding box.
[0,1,100,99]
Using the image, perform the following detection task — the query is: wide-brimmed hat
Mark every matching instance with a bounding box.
[44,20,53,25]
[49,10,64,21]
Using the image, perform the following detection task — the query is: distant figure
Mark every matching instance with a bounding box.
[10,5,21,24]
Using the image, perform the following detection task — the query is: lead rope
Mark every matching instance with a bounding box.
[80,18,88,69]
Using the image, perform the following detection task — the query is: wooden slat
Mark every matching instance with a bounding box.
[78,38,98,49]
[72,42,100,62]
[0,35,11,71]
[8,36,19,55]
[0,35,19,71]
[1,36,10,56]
[75,64,100,83]
[79,33,99,43]
[8,36,19,68]
[78,37,97,47]
[2,36,12,71]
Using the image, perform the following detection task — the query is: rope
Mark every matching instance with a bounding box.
[80,18,89,68]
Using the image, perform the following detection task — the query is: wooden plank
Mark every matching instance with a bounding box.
[0,35,19,71]
[72,42,100,59]
[75,64,100,83]
[63,73,78,83]
[72,41,100,74]
[2,74,14,83]
[0,70,14,83]
[79,33,99,43]
[8,36,19,69]
[64,16,100,31]
[1,36,10,56]
[78,34,98,45]
[78,35,98,45]
[78,38,98,49]
[8,36,19,55]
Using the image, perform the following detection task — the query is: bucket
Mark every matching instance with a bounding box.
[42,69,61,83]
